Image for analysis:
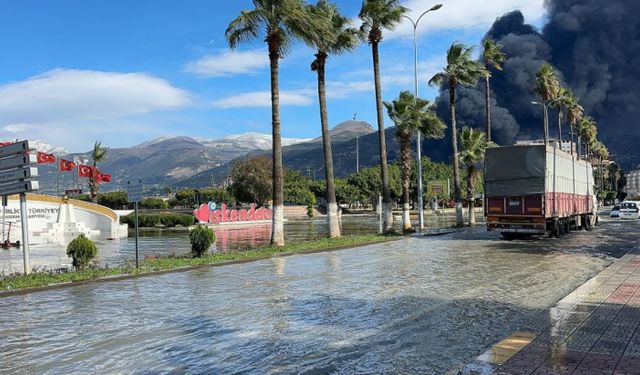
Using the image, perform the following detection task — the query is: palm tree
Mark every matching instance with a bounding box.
[89,141,107,203]
[551,86,570,146]
[459,127,494,226]
[429,43,487,227]
[564,92,584,156]
[481,39,506,142]
[304,0,359,238]
[384,91,445,231]
[577,116,597,159]
[226,0,320,246]
[359,0,407,233]
[533,63,560,145]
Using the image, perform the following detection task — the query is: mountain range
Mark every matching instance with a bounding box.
[32,120,378,194]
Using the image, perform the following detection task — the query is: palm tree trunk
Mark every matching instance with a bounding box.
[269,47,285,247]
[400,136,412,232]
[543,103,549,146]
[371,41,393,232]
[467,165,475,226]
[450,82,464,227]
[315,54,340,238]
[485,75,491,142]
[90,162,98,203]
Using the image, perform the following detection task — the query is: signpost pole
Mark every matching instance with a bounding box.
[2,196,6,242]
[19,192,30,274]
[135,201,139,269]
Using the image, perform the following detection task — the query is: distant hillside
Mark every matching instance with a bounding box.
[34,133,311,194]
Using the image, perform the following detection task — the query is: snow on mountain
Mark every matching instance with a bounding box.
[29,140,69,156]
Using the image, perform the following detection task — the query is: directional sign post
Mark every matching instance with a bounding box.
[2,196,6,245]
[127,180,143,268]
[0,140,39,274]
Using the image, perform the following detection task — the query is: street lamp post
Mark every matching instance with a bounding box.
[403,4,442,232]
[531,101,549,146]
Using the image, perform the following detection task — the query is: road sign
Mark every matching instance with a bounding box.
[0,180,39,196]
[0,141,29,159]
[427,179,450,197]
[0,154,37,170]
[0,140,37,275]
[127,180,143,203]
[0,167,38,185]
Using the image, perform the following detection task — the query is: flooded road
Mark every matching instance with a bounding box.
[0,218,638,374]
[0,214,465,274]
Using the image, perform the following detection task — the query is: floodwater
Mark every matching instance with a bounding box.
[0,217,638,374]
[0,213,468,274]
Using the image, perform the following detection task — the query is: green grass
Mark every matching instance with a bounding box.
[0,234,397,292]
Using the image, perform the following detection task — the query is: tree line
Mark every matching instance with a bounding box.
[223,0,616,245]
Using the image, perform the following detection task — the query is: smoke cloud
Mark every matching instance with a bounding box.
[430,0,640,169]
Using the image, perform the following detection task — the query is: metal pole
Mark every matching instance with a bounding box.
[378,195,383,234]
[2,196,6,242]
[135,201,139,268]
[19,193,30,275]
[412,25,425,231]
[356,137,359,173]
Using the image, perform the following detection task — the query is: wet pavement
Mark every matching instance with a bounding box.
[461,223,640,374]
[1,216,639,374]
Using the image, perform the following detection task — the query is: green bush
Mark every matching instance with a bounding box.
[139,198,168,209]
[120,212,195,228]
[97,191,129,209]
[66,234,97,270]
[189,225,215,257]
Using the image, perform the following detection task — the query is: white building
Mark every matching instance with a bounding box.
[626,168,640,198]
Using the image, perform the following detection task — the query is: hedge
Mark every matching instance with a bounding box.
[120,212,195,228]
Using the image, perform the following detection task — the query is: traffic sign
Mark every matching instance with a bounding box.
[0,141,29,159]
[127,180,143,203]
[0,154,37,170]
[0,167,38,185]
[0,180,39,196]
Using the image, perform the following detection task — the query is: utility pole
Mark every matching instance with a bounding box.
[402,3,443,231]
[356,137,360,173]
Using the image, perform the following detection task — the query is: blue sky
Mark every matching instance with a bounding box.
[0,0,545,152]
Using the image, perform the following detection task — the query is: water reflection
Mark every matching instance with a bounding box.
[2,221,637,374]
[0,214,462,274]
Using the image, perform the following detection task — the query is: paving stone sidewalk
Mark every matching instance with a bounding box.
[497,247,640,374]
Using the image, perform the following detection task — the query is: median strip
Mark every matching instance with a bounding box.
[0,234,402,296]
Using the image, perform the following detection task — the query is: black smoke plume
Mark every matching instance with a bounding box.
[429,0,640,169]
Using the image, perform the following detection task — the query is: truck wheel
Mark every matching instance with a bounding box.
[553,220,560,238]
[585,216,593,231]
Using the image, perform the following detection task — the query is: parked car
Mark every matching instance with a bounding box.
[610,205,620,218]
[619,201,640,220]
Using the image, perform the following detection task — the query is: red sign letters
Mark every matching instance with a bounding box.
[194,203,272,224]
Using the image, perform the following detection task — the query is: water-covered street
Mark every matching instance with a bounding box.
[1,217,638,374]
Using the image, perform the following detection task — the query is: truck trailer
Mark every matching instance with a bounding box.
[485,144,597,237]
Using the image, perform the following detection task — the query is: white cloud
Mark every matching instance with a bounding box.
[0,69,192,151]
[2,123,30,132]
[388,0,545,38]
[213,90,313,108]
[326,81,373,99]
[0,69,192,122]
[184,49,269,78]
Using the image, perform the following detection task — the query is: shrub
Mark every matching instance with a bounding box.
[120,212,195,228]
[66,234,97,270]
[189,225,215,257]
[97,191,129,209]
[139,198,168,209]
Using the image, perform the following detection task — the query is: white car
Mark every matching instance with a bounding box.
[610,205,620,218]
[619,201,640,220]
